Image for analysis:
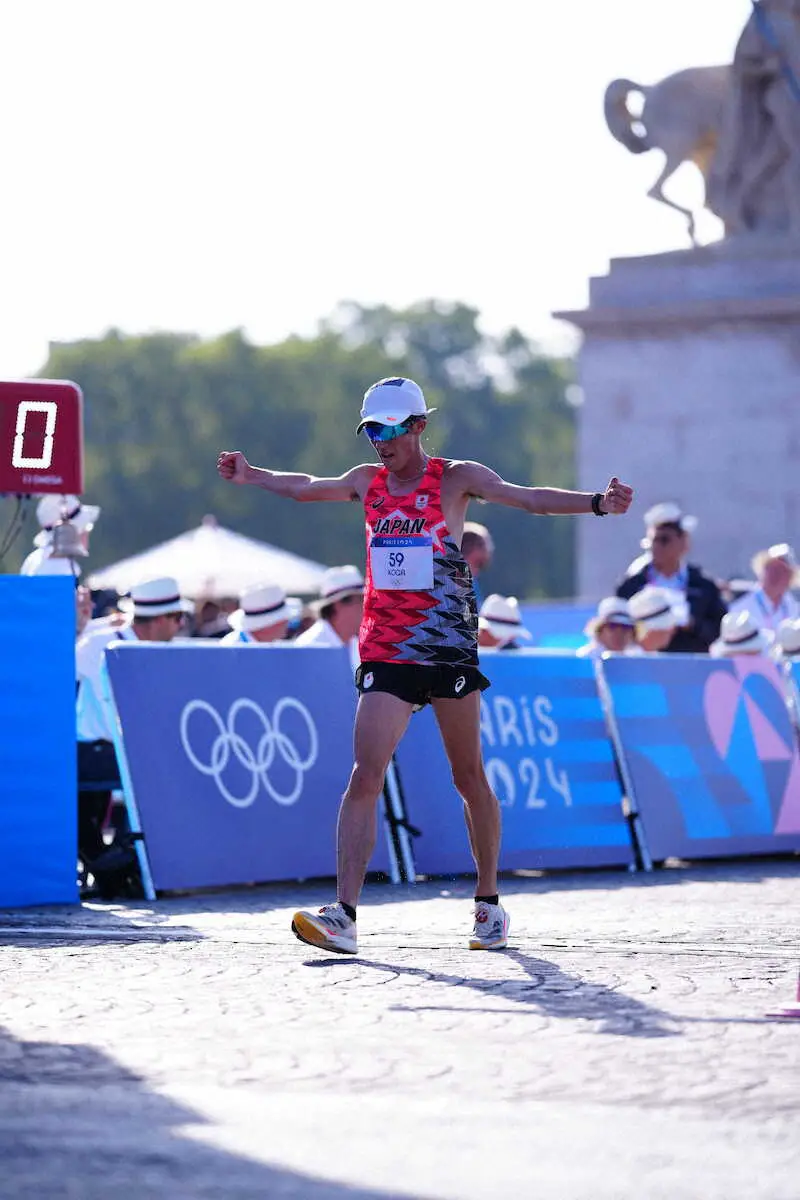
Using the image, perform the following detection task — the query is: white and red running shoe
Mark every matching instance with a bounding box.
[291,902,357,955]
[469,901,510,950]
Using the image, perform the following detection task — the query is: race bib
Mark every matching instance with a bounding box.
[370,535,433,590]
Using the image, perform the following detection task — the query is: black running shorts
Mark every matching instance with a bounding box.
[355,661,490,708]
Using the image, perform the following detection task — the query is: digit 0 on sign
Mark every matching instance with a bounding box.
[12,400,58,469]
[0,379,84,494]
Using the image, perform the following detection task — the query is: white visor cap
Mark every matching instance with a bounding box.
[356,377,436,433]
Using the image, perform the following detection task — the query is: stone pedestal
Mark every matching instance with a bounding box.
[555,239,800,600]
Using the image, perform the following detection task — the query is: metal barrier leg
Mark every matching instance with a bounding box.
[382,757,417,884]
[101,662,157,901]
[595,660,653,872]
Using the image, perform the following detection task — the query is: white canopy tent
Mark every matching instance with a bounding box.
[88,516,328,599]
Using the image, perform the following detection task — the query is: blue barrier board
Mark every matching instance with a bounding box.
[602,654,800,861]
[0,576,77,906]
[394,652,633,874]
[520,603,595,649]
[105,643,392,890]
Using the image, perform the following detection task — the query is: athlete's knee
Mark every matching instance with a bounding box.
[451,761,490,802]
[346,759,388,803]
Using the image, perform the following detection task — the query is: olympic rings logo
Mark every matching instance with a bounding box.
[179,697,319,809]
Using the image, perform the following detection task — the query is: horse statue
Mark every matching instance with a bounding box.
[605,1,800,242]
[604,66,731,244]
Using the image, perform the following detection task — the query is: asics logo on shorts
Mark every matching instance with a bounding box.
[180,697,318,809]
[454,676,466,694]
[363,672,374,690]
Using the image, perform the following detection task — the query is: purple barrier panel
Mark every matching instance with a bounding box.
[394,653,634,875]
[105,643,392,891]
[601,654,800,861]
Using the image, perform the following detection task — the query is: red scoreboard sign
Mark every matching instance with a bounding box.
[0,379,84,495]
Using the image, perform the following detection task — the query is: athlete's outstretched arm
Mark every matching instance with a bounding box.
[217,452,374,503]
[456,462,633,516]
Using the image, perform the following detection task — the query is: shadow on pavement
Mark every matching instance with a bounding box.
[305,949,679,1038]
[0,906,201,950]
[0,1025,415,1199]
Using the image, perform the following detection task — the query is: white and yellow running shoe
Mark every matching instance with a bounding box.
[291,903,357,955]
[469,901,510,950]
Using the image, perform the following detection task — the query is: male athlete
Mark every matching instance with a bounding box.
[217,377,633,954]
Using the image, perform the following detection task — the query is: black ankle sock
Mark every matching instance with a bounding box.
[340,902,357,923]
[475,894,499,906]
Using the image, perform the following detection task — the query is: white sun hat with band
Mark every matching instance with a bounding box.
[478,594,532,643]
[584,596,634,636]
[710,610,774,657]
[34,493,101,548]
[642,501,698,534]
[229,583,300,632]
[750,542,800,586]
[628,585,680,631]
[311,565,365,613]
[119,575,194,618]
[776,617,800,658]
[356,377,436,433]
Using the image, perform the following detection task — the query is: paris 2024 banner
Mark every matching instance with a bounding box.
[395,653,635,874]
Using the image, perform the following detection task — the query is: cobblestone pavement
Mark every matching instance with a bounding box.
[1,860,799,1199]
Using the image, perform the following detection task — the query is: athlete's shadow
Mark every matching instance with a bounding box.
[305,948,679,1038]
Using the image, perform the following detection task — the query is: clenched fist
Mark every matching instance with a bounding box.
[601,476,633,515]
[217,451,250,485]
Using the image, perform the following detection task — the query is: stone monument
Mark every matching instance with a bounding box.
[556,0,800,598]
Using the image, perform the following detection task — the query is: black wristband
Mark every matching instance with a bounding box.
[591,492,606,517]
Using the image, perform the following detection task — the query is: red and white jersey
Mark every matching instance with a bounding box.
[359,457,479,667]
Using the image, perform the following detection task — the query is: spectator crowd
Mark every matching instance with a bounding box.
[15,490,800,900]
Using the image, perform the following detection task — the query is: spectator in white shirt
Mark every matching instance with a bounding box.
[294,565,364,651]
[20,494,100,578]
[710,610,773,658]
[728,543,800,634]
[577,597,636,658]
[76,575,190,892]
[478,594,532,651]
[219,583,299,645]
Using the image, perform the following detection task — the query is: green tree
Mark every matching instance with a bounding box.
[4,305,577,598]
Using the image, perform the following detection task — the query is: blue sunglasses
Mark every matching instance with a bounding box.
[362,417,417,444]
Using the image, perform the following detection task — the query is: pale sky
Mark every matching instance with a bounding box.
[0,0,752,376]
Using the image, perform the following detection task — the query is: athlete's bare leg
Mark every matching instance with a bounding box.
[432,691,500,896]
[338,691,413,909]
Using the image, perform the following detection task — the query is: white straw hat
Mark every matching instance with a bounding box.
[750,542,800,586]
[776,618,800,658]
[119,576,193,618]
[478,594,532,644]
[628,586,680,632]
[34,494,101,548]
[584,596,634,636]
[710,610,774,658]
[311,565,365,613]
[229,583,300,632]
[356,377,436,433]
[643,501,697,533]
